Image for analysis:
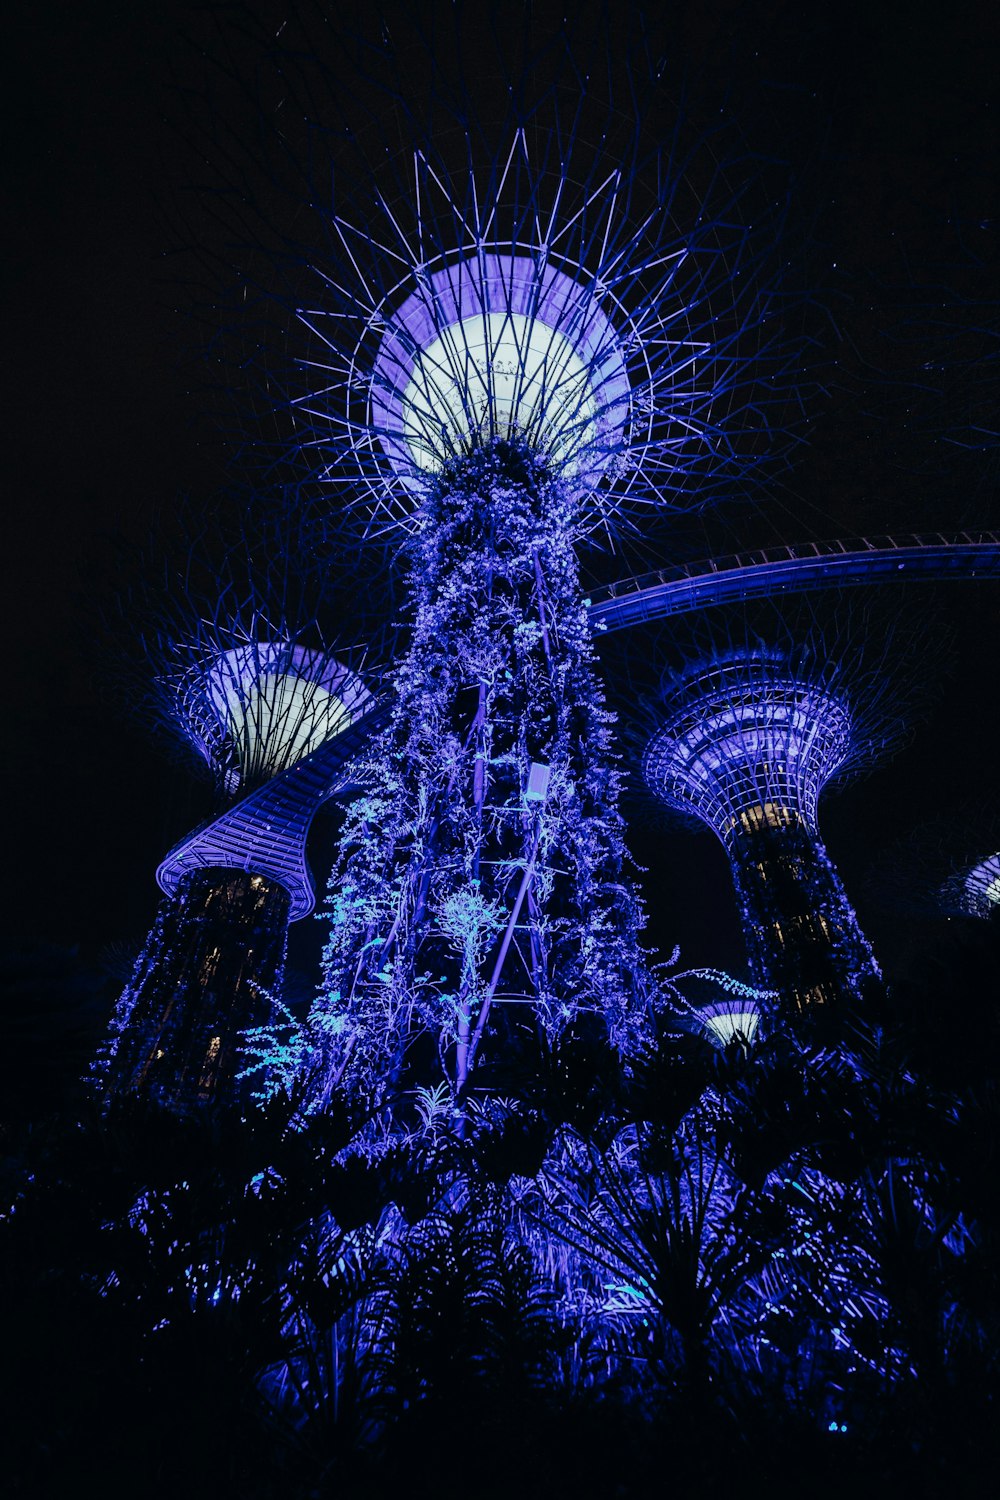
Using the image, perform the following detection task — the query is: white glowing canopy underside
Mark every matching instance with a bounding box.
[370,253,630,496]
[966,853,1000,908]
[402,311,597,473]
[214,673,352,778]
[192,641,371,787]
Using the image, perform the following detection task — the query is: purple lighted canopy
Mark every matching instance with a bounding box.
[369,252,630,499]
[961,852,1000,916]
[643,655,855,844]
[181,640,372,793]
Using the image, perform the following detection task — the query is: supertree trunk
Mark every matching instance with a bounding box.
[102,868,289,1110]
[314,443,649,1104]
[729,821,879,1011]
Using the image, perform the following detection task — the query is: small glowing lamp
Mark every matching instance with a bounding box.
[525,761,552,803]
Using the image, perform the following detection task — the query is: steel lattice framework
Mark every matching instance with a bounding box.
[110,530,376,803]
[177,638,369,796]
[102,506,382,876]
[97,508,387,1108]
[639,605,932,1011]
[643,652,858,845]
[291,124,807,539]
[236,21,818,545]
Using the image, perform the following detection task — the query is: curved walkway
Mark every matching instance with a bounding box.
[589,531,1000,632]
[156,705,389,919]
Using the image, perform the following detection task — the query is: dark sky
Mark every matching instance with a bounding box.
[3,0,999,991]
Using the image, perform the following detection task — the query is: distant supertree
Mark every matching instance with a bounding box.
[956,851,1000,918]
[868,810,1000,923]
[204,12,818,1103]
[97,505,383,1110]
[665,966,776,1048]
[640,601,934,1015]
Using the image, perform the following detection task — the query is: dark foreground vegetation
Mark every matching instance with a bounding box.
[2,919,999,1499]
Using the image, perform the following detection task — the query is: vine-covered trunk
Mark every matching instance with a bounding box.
[730,820,880,1012]
[312,443,650,1106]
[101,867,287,1109]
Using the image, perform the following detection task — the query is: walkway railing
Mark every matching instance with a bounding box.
[589,531,1000,632]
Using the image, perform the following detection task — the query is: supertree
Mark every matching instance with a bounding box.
[97,504,384,1109]
[664,967,776,1049]
[868,809,1000,923]
[639,600,935,1016]
[955,851,1000,918]
[200,9,820,1104]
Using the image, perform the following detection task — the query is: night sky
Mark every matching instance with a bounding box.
[3,0,998,1013]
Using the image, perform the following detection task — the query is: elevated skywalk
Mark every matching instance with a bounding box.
[589,531,1000,632]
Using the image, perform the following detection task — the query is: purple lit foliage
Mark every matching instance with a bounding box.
[300,444,654,1107]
